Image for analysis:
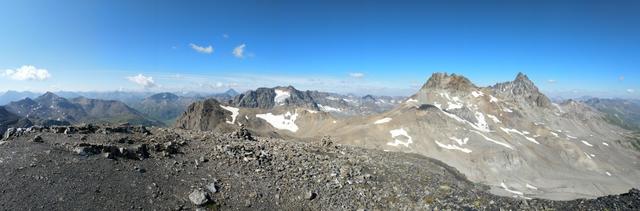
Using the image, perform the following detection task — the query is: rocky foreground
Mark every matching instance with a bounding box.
[0,125,638,210]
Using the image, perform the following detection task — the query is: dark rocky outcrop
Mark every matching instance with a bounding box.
[174,99,231,131]
[232,86,318,110]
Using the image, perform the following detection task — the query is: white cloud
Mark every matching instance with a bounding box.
[627,89,635,93]
[547,79,556,84]
[2,65,51,81]
[349,72,365,78]
[619,76,625,81]
[233,44,246,58]
[127,74,156,88]
[189,43,213,54]
[222,34,229,39]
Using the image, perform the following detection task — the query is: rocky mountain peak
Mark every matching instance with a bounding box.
[422,72,476,91]
[37,92,62,102]
[491,72,552,108]
[224,89,239,97]
[233,86,317,110]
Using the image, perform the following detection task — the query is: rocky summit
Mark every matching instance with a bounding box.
[0,124,638,210]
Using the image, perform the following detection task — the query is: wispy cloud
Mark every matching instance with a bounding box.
[222,34,229,39]
[2,65,51,81]
[126,74,156,88]
[627,89,635,93]
[619,76,625,81]
[233,44,246,58]
[189,43,214,54]
[349,72,365,78]
[547,79,556,84]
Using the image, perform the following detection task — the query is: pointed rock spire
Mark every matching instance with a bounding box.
[490,72,551,108]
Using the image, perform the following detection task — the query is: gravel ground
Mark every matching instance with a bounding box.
[0,125,638,210]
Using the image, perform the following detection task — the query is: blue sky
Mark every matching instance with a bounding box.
[0,0,639,98]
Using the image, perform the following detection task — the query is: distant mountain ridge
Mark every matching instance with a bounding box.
[4,92,162,126]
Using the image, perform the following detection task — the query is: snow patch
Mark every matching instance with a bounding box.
[471,130,513,149]
[274,89,291,105]
[606,171,612,176]
[471,91,484,97]
[447,101,463,110]
[318,104,342,112]
[406,98,418,103]
[501,182,524,195]
[581,140,593,147]
[435,140,472,153]
[374,117,392,125]
[474,112,489,131]
[566,134,577,139]
[503,108,513,113]
[487,114,501,123]
[602,142,609,146]
[220,105,239,124]
[387,128,413,147]
[256,111,299,132]
[500,127,540,144]
[525,184,538,190]
[306,109,318,114]
[489,95,498,103]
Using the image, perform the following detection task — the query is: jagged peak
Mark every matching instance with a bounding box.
[421,72,476,91]
[491,72,552,108]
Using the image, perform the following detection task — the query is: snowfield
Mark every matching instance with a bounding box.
[219,105,240,124]
[256,111,299,132]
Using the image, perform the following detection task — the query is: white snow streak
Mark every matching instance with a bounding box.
[501,182,524,195]
[500,127,540,144]
[435,140,472,153]
[318,104,342,112]
[471,130,514,149]
[581,140,593,147]
[525,184,538,190]
[374,117,392,124]
[487,114,501,123]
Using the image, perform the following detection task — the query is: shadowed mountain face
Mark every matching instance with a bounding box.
[175,72,640,200]
[4,92,162,127]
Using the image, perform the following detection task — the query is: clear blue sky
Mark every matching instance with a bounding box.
[0,0,638,98]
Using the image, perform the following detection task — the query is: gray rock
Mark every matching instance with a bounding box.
[304,191,317,200]
[188,189,209,206]
[206,183,217,193]
[32,135,43,143]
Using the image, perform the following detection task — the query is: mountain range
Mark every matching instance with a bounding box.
[3,92,162,127]
[174,72,640,200]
